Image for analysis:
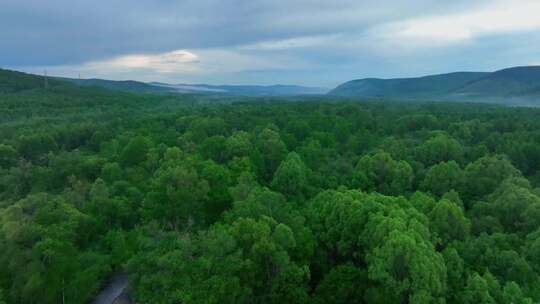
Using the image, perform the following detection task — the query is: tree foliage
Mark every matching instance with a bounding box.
[2,80,540,303]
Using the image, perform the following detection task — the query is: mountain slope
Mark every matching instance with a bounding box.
[57,77,327,96]
[2,69,326,97]
[0,69,65,93]
[59,77,176,94]
[455,66,540,97]
[329,72,488,97]
[329,66,540,105]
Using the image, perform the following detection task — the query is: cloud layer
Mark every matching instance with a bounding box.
[2,0,540,86]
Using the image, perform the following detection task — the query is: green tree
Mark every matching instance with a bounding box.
[525,228,540,272]
[189,117,228,140]
[442,247,465,302]
[459,273,496,304]
[144,163,209,230]
[253,127,288,182]
[367,230,447,303]
[286,120,311,143]
[200,160,232,223]
[502,282,533,304]
[271,152,308,201]
[463,155,520,201]
[415,134,463,166]
[199,135,227,162]
[353,150,413,195]
[0,194,110,304]
[225,131,253,159]
[297,139,325,170]
[312,263,367,304]
[119,136,151,166]
[17,133,58,163]
[428,199,470,247]
[100,162,123,183]
[421,161,464,196]
[0,144,17,169]
[129,217,310,304]
[488,178,540,234]
[229,172,259,202]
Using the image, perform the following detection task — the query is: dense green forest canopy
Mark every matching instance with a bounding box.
[1,73,540,303]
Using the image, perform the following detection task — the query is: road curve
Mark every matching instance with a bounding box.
[92,272,129,304]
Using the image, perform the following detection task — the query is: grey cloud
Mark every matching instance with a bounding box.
[1,0,489,66]
[2,0,539,87]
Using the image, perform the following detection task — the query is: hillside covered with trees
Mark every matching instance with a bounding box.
[329,66,540,106]
[1,70,540,303]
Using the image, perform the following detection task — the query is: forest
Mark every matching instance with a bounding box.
[1,74,540,304]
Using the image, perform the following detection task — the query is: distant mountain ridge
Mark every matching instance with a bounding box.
[0,68,65,93]
[455,66,540,97]
[58,77,177,94]
[150,82,328,96]
[58,77,327,96]
[3,67,540,105]
[1,69,327,96]
[329,66,540,104]
[329,72,489,97]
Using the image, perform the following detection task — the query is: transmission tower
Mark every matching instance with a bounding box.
[44,70,49,89]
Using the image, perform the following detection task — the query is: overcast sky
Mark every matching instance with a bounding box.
[2,0,540,87]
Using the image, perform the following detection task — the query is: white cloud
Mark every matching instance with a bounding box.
[87,50,200,73]
[239,34,341,51]
[79,47,306,76]
[376,0,540,45]
[16,47,311,83]
[9,0,540,86]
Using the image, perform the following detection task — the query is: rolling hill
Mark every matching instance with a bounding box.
[5,66,540,104]
[150,82,328,96]
[454,66,540,97]
[328,72,488,98]
[0,68,65,93]
[329,66,540,104]
[57,77,327,96]
[58,77,177,94]
[2,69,327,96]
